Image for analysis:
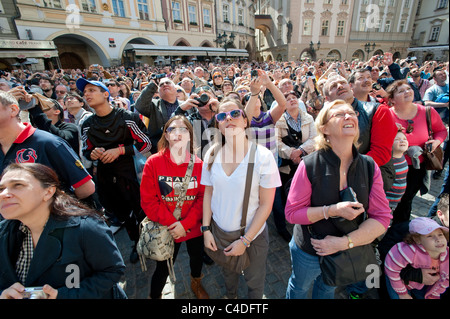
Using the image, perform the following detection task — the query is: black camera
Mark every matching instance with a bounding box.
[372,82,382,90]
[251,70,258,79]
[194,93,210,107]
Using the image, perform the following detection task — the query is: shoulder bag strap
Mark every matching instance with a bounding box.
[425,106,433,140]
[240,143,257,236]
[173,154,195,220]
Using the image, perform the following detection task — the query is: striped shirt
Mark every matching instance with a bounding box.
[385,155,409,209]
[249,111,277,157]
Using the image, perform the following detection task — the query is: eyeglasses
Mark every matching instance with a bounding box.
[55,90,67,94]
[215,109,245,122]
[64,96,80,101]
[396,88,412,95]
[406,120,414,133]
[166,126,189,134]
[176,89,183,93]
[328,110,359,120]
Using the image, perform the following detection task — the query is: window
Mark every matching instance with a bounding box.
[324,0,332,4]
[404,0,411,8]
[203,8,211,26]
[337,20,345,36]
[188,5,197,24]
[379,0,386,6]
[362,0,369,5]
[81,0,97,13]
[223,4,229,22]
[238,8,244,25]
[429,26,440,41]
[437,0,448,9]
[385,20,391,32]
[111,0,125,17]
[359,18,366,31]
[399,20,406,32]
[341,0,348,4]
[172,1,181,21]
[388,0,396,6]
[138,0,149,20]
[43,0,62,8]
[303,19,312,35]
[321,20,329,36]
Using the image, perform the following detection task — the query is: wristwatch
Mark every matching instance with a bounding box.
[346,235,354,249]
[201,225,211,233]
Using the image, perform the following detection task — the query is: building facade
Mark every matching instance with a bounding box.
[255,0,423,63]
[0,0,252,71]
[409,0,449,62]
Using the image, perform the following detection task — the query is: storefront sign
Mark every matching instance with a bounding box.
[0,39,56,50]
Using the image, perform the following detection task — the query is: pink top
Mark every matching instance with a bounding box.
[285,160,392,229]
[389,104,447,166]
[385,242,449,299]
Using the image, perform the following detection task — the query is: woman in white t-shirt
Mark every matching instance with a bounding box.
[201,97,281,299]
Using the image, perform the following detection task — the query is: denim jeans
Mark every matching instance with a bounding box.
[286,237,336,299]
[385,276,426,299]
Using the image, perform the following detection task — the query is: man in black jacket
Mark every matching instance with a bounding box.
[77,78,151,263]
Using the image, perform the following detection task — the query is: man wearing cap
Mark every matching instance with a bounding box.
[27,98,80,155]
[77,78,151,263]
[0,91,95,201]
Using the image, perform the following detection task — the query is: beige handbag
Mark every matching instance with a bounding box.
[136,154,194,282]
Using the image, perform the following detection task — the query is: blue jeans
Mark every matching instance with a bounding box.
[286,237,336,299]
[385,276,426,299]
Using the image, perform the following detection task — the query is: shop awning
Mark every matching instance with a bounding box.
[407,45,449,52]
[0,50,59,59]
[124,44,249,57]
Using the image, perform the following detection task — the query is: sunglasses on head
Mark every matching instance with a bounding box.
[406,120,414,133]
[215,109,245,122]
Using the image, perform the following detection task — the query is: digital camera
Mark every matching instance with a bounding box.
[22,287,47,299]
[194,93,210,107]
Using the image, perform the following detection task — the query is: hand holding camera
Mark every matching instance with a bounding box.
[0,283,57,299]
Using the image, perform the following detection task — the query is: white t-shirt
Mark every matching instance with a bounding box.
[201,142,282,239]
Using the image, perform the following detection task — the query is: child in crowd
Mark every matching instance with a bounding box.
[385,128,409,211]
[384,217,449,299]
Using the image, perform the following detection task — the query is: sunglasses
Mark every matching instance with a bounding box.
[215,109,245,122]
[214,75,222,79]
[107,83,117,87]
[166,126,189,134]
[194,86,212,94]
[237,89,248,94]
[406,120,414,133]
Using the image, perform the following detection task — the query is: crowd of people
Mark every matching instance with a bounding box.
[0,52,448,299]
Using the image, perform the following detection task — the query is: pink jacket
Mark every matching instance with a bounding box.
[384,242,449,299]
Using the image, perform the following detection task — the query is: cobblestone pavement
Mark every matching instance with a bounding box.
[115,168,447,299]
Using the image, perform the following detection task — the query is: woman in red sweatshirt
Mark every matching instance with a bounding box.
[140,115,208,299]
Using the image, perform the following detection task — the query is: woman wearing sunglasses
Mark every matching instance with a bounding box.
[201,97,281,299]
[285,100,392,299]
[140,116,209,299]
[386,80,447,225]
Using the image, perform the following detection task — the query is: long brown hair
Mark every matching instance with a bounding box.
[157,115,194,154]
[1,163,96,220]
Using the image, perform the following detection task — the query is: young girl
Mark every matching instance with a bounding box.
[384,217,449,299]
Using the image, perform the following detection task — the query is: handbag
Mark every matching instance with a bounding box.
[205,143,257,274]
[136,154,195,282]
[423,106,444,171]
[133,145,147,183]
[311,157,379,287]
